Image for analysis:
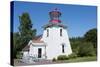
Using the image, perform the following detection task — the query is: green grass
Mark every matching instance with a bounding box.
[56,56,97,63]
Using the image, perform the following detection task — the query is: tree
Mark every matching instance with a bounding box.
[70,35,96,57]
[77,42,95,57]
[19,12,36,49]
[70,37,84,54]
[84,28,97,48]
[13,12,36,58]
[13,32,21,58]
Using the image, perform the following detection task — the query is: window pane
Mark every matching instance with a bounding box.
[60,29,62,36]
[62,45,64,53]
[47,29,49,37]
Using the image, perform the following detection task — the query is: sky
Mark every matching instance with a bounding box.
[12,1,97,38]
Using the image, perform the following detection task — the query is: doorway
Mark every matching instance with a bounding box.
[38,48,42,58]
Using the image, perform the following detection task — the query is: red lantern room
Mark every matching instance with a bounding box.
[49,8,61,24]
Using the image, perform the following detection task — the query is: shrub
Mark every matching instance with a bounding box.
[16,52,23,59]
[57,55,69,60]
[52,58,56,61]
[77,42,95,57]
[68,53,77,59]
[70,41,81,55]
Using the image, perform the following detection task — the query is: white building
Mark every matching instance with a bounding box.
[22,9,72,61]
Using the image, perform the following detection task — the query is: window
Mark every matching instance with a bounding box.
[62,44,65,53]
[60,29,62,36]
[47,29,49,37]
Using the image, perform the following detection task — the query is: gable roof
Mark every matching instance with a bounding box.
[22,45,29,51]
[32,37,44,43]
[22,35,45,51]
[32,35,44,43]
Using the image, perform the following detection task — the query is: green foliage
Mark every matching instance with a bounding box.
[77,42,95,57]
[57,55,69,60]
[57,53,77,61]
[16,52,23,59]
[13,32,21,58]
[68,53,77,59]
[84,28,97,48]
[52,58,56,61]
[70,30,97,57]
[19,12,36,45]
[70,37,84,53]
[13,12,36,58]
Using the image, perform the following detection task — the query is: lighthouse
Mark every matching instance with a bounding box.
[22,9,72,61]
[41,8,72,59]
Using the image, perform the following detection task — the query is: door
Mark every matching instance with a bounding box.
[38,48,42,58]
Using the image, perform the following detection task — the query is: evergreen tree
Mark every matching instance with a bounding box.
[13,12,36,58]
[13,32,20,58]
[19,12,36,48]
[84,28,97,48]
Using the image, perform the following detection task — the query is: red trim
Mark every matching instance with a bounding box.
[49,19,61,23]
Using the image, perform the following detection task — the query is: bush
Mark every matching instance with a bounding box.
[77,42,95,57]
[16,52,23,59]
[70,41,81,55]
[68,53,77,59]
[52,58,56,61]
[57,55,69,60]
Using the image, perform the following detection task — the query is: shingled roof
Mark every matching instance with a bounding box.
[22,35,44,51]
[22,45,29,51]
[32,37,44,43]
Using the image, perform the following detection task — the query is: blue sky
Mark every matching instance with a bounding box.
[13,1,97,38]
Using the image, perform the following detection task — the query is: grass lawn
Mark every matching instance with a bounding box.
[14,56,97,66]
[60,56,97,63]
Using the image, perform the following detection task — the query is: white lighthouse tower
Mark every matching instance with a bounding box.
[41,8,72,59]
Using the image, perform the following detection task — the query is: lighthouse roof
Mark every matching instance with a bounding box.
[43,8,67,29]
[42,22,67,29]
